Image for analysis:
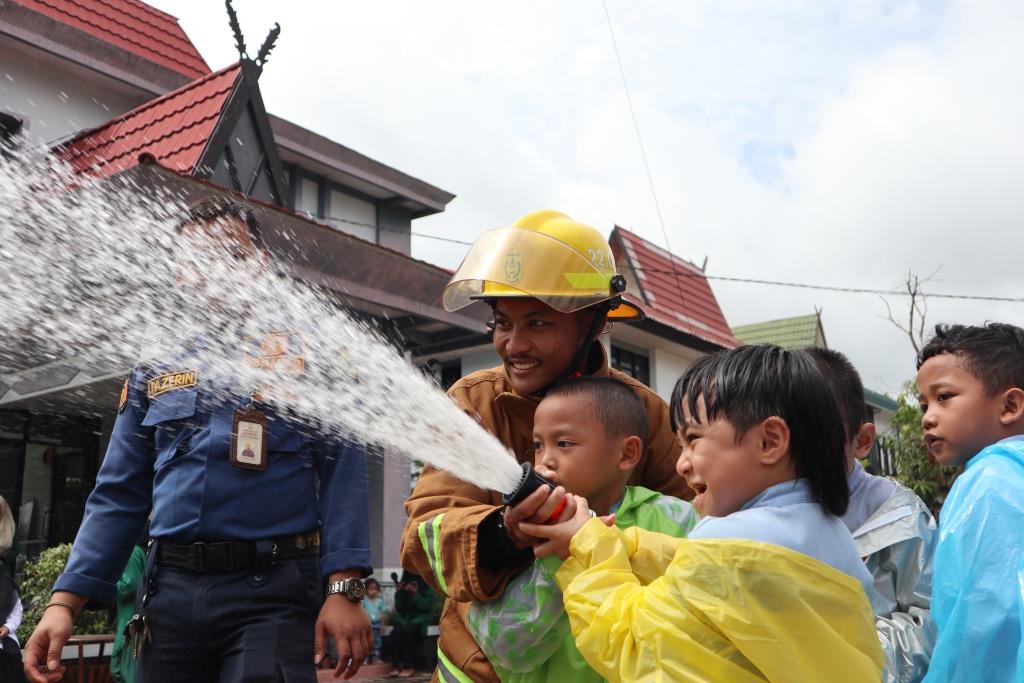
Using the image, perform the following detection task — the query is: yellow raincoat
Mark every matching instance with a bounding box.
[556,520,884,683]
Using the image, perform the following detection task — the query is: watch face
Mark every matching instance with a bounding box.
[346,579,366,600]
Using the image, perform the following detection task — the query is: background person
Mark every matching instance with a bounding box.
[109,524,149,683]
[916,323,1024,682]
[401,210,688,682]
[362,578,385,664]
[388,571,436,678]
[808,347,937,682]
[1,495,26,683]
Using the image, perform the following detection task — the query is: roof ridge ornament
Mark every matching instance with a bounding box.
[225,0,248,60]
[255,24,281,71]
[225,0,280,73]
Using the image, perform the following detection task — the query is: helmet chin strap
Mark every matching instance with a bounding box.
[536,302,611,397]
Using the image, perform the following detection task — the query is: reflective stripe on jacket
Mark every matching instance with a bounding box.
[466,486,698,682]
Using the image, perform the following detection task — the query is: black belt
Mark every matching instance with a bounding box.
[156,530,320,572]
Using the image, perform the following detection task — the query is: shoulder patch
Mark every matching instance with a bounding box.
[147,370,199,398]
[118,379,129,414]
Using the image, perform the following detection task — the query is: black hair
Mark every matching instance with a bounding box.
[178,196,263,248]
[669,344,850,517]
[364,577,380,590]
[918,323,1024,394]
[545,375,647,445]
[805,347,871,442]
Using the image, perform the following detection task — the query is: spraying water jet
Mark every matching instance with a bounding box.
[0,152,524,495]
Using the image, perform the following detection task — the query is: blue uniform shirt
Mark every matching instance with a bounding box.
[55,344,372,604]
[689,478,873,590]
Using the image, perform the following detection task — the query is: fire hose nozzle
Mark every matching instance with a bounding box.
[502,461,557,507]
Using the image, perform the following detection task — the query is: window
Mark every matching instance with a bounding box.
[328,188,376,242]
[440,360,462,391]
[296,177,319,216]
[1,113,24,158]
[611,345,650,386]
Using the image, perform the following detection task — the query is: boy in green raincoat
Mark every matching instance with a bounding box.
[467,377,698,682]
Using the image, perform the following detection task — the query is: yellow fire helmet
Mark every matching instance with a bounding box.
[443,210,645,322]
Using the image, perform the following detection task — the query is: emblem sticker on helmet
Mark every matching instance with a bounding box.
[504,249,523,284]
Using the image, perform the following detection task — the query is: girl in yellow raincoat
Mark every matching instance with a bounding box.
[522,345,885,683]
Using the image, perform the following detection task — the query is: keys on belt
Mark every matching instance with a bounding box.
[156,531,320,572]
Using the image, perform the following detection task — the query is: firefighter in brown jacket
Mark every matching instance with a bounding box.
[400,210,691,682]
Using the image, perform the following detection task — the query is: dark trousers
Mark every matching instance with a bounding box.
[389,623,421,669]
[1,636,26,683]
[135,555,321,683]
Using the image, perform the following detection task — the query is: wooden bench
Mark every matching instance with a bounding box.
[61,634,115,683]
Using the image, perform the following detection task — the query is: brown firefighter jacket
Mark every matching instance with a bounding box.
[400,347,689,682]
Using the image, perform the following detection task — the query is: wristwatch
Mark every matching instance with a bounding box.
[326,577,365,603]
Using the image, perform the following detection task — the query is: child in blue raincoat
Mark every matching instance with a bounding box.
[917,323,1024,682]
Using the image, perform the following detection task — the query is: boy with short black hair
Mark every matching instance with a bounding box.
[916,323,1024,682]
[808,347,937,683]
[467,376,698,683]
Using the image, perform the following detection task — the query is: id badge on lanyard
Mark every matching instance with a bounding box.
[230,403,268,471]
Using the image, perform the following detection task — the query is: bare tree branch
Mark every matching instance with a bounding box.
[880,268,940,356]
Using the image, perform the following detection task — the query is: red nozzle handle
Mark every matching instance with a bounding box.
[546,497,568,524]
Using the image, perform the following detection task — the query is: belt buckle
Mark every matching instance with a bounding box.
[295,534,306,550]
[192,543,205,572]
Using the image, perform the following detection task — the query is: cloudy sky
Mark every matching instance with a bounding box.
[151,0,1024,395]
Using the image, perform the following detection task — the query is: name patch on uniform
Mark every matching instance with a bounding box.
[118,379,129,414]
[147,370,198,398]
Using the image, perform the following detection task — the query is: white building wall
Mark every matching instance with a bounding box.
[873,408,893,436]
[0,42,145,147]
[649,347,694,402]
[609,325,704,402]
[461,346,500,376]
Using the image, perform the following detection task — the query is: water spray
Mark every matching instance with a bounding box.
[0,152,524,493]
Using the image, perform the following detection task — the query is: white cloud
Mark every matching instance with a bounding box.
[153,0,1024,394]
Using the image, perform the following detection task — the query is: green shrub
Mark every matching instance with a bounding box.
[17,544,110,642]
[877,381,958,516]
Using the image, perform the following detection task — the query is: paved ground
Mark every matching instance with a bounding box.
[317,663,432,682]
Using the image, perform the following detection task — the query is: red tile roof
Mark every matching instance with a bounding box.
[611,226,738,349]
[58,63,240,178]
[12,0,210,79]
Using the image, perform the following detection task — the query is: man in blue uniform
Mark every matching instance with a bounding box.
[23,198,373,682]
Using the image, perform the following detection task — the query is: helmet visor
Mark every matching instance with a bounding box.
[444,227,615,314]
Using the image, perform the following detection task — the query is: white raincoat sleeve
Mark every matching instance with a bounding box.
[855,487,937,682]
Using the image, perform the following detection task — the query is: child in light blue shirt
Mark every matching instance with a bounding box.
[361,578,385,663]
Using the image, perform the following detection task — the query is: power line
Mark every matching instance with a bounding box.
[625,266,1024,303]
[316,217,1024,304]
[601,0,693,320]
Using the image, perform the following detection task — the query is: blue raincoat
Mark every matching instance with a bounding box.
[924,436,1024,682]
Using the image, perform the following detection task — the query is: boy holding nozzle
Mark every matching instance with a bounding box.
[467,376,698,683]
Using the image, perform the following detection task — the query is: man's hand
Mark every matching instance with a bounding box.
[521,496,614,560]
[0,625,8,639]
[314,593,372,680]
[503,485,577,550]
[23,591,86,683]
